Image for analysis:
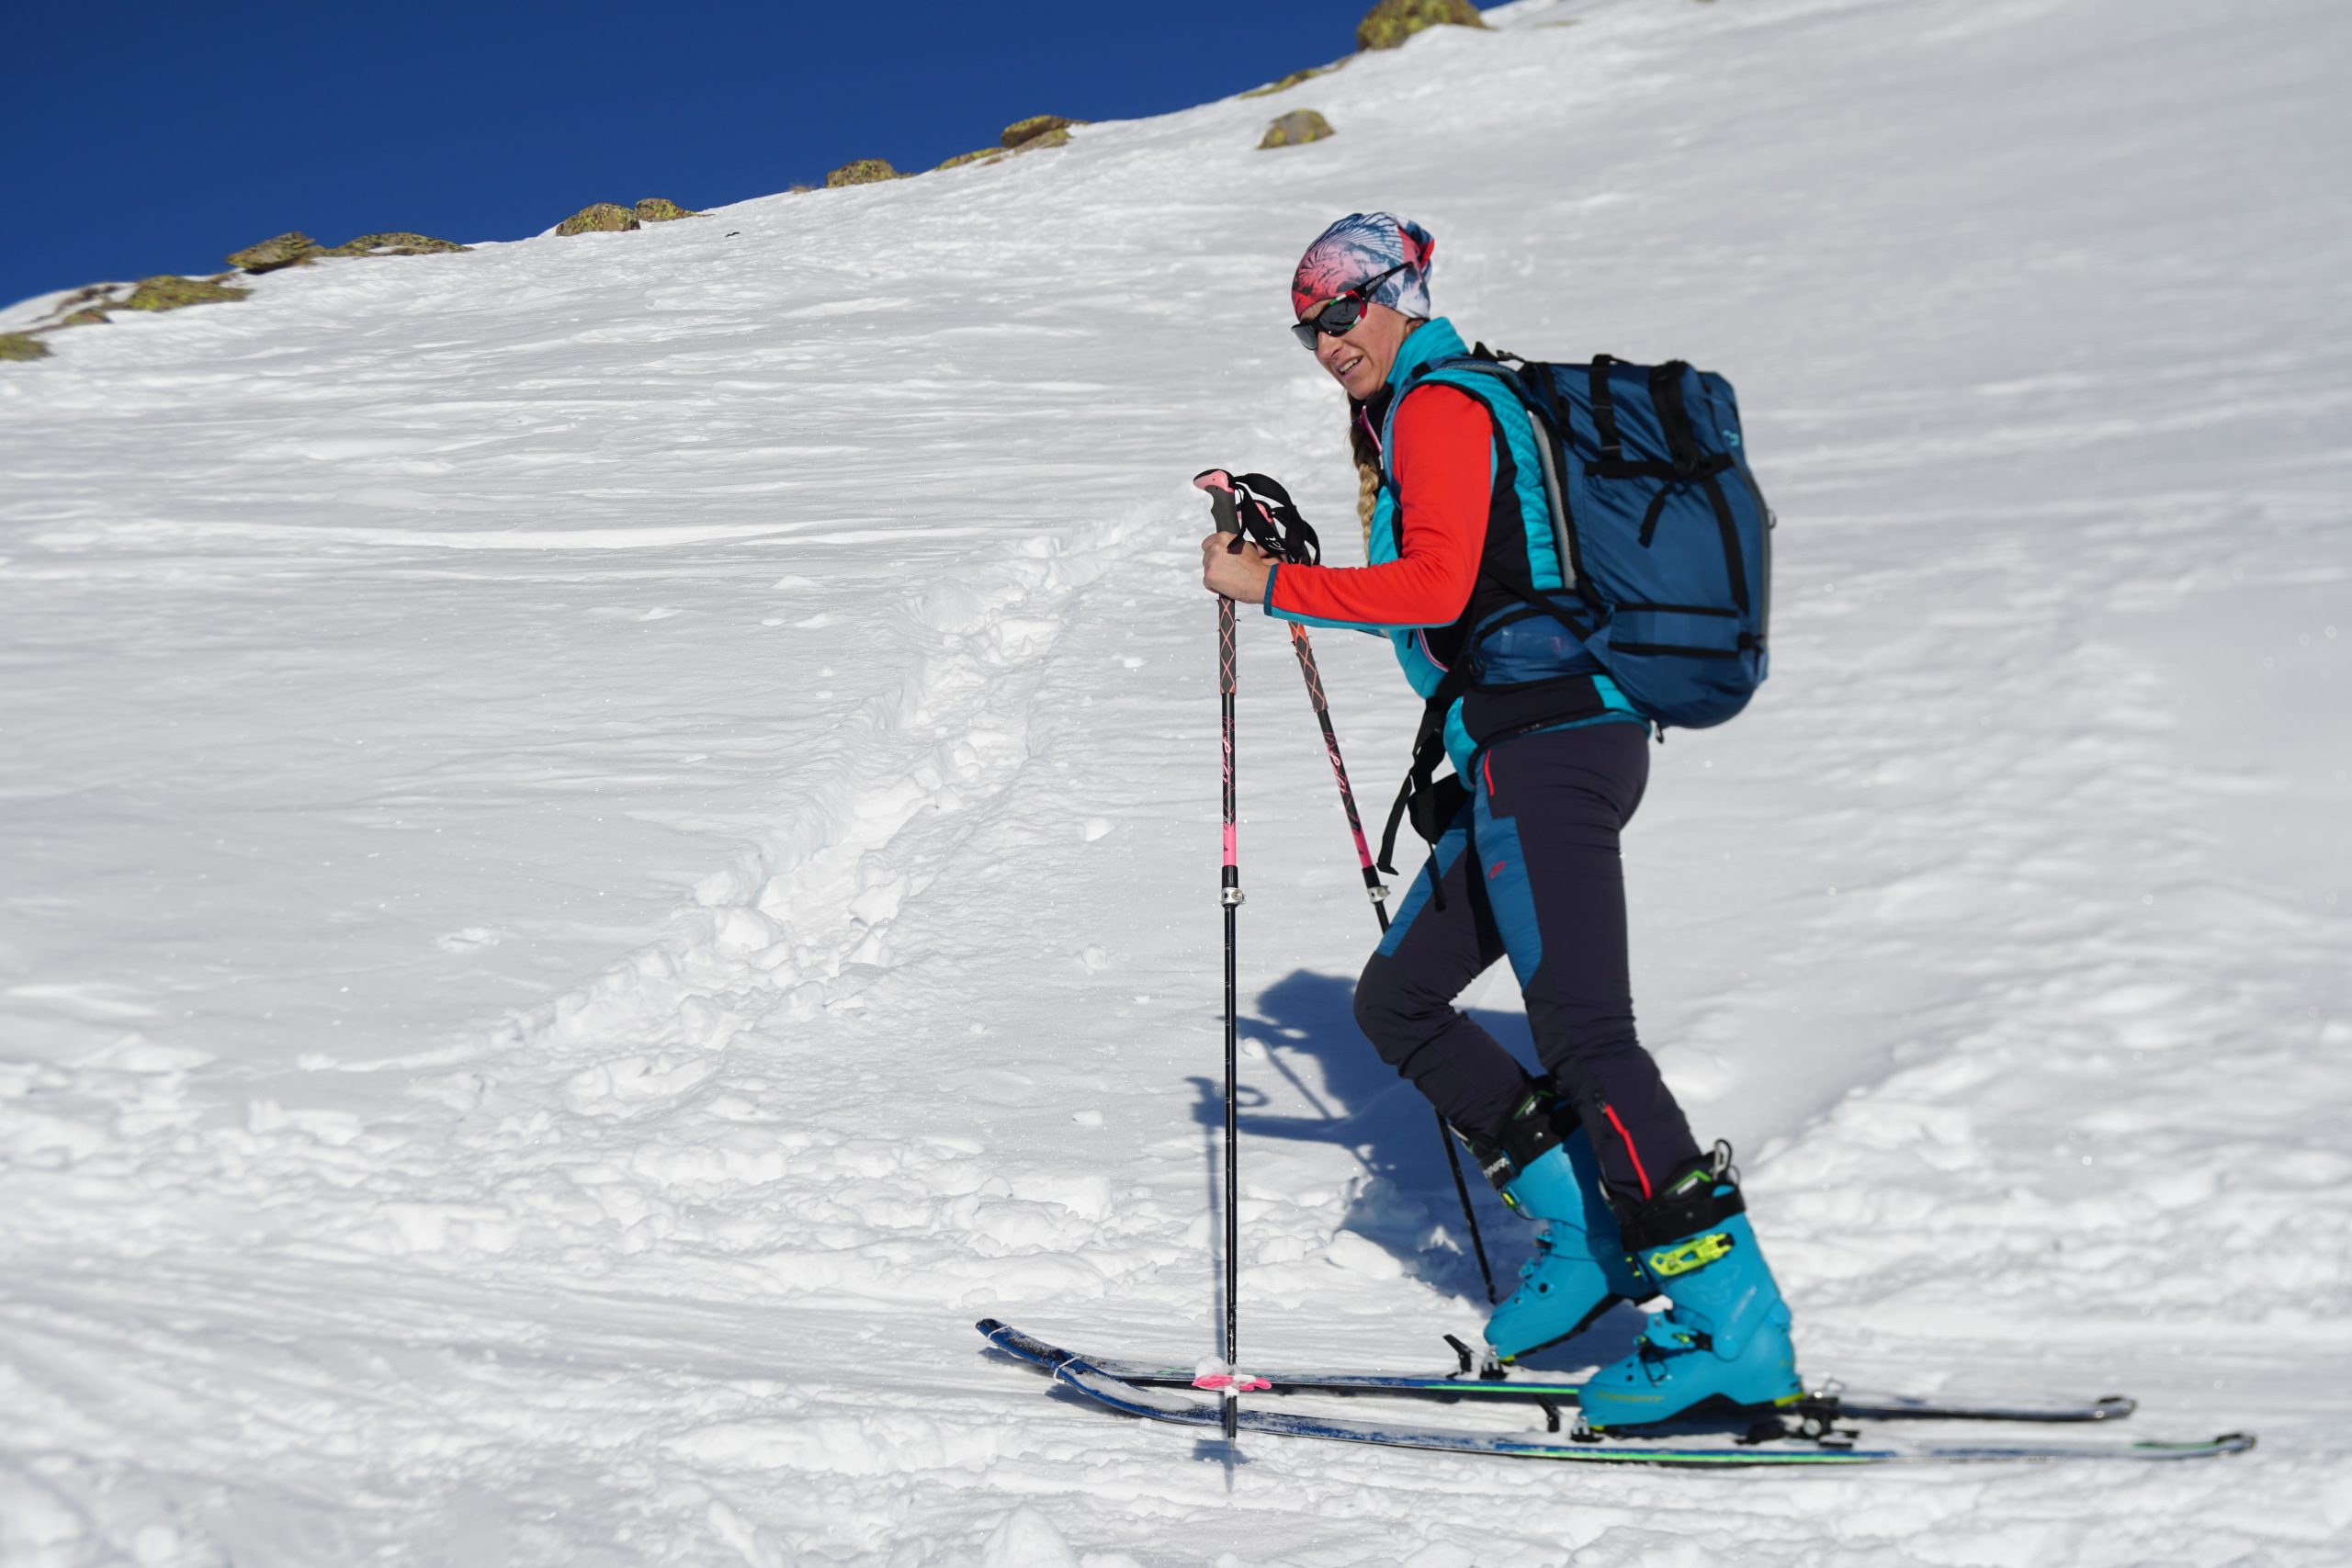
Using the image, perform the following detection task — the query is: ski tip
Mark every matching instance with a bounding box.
[2093,1395,2137,1420]
[976,1319,1082,1375]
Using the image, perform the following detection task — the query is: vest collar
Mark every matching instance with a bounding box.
[1351,317,1466,454]
[1385,316,1467,393]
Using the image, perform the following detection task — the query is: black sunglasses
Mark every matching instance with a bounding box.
[1290,261,1410,350]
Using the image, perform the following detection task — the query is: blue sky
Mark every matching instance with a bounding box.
[6,0,1442,310]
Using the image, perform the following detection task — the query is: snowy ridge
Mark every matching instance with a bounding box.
[3,0,2347,1562]
[508,538,1109,1073]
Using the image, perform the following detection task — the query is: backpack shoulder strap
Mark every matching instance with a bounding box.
[1370,354,1603,879]
[1407,354,1585,604]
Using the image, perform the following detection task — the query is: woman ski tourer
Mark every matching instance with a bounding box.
[1196,212,1800,1430]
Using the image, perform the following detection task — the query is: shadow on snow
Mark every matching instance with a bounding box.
[1184,965,1648,1368]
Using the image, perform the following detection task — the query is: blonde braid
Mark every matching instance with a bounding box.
[1348,405,1382,554]
[1344,319,1423,555]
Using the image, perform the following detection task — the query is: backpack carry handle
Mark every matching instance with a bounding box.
[1588,354,1626,465]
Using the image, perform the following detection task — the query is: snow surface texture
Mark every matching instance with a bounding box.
[3,0,2346,1562]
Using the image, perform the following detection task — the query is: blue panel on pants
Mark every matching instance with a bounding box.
[1475,771,1544,987]
[1374,810,1471,959]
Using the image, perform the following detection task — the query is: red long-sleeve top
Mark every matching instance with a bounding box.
[1266,385,1493,629]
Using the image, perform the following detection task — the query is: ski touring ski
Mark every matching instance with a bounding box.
[976,1321,2255,1467]
[1075,1347,2136,1426]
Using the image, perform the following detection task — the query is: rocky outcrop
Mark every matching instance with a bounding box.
[324,232,471,257]
[119,276,254,311]
[1,275,249,362]
[940,117,1080,173]
[1260,109,1336,149]
[230,231,470,268]
[555,203,640,236]
[227,232,322,273]
[1001,115,1080,150]
[1356,0,1487,51]
[825,159,902,187]
[47,285,122,327]
[632,198,696,222]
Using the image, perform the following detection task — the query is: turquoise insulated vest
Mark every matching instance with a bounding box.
[1362,320,1635,773]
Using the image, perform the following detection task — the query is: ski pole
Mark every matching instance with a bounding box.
[1281,616,1498,1305]
[1200,472,1248,1443]
[1195,468,1499,1305]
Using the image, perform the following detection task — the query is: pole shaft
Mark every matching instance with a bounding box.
[1218,589,1241,1442]
[1284,623,1499,1304]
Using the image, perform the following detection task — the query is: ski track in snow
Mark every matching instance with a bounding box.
[4,0,2349,1562]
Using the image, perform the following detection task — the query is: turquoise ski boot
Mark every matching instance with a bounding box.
[1577,1148,1803,1429]
[1477,1090,1647,1361]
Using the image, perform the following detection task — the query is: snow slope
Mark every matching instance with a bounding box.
[3,0,2346,1562]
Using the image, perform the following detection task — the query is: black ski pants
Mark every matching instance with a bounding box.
[1353,719,1701,1204]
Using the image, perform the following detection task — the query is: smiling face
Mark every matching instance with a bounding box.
[1306,299,1415,400]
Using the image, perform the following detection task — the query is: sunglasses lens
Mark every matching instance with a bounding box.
[1319,297,1365,335]
[1289,259,1411,349]
[1290,298,1363,349]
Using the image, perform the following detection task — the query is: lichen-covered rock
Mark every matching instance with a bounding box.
[825,159,901,187]
[0,333,51,362]
[633,198,696,222]
[1356,0,1487,51]
[1260,109,1336,150]
[119,275,253,312]
[1001,115,1083,150]
[227,232,322,273]
[324,232,471,257]
[44,285,122,327]
[1012,126,1069,153]
[935,148,1004,172]
[556,203,639,236]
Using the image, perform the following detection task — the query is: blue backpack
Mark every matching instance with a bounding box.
[1440,350,1773,730]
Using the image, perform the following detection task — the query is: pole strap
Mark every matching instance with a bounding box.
[1227,472,1321,566]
